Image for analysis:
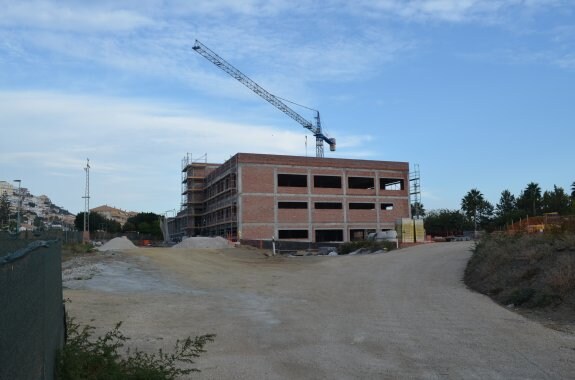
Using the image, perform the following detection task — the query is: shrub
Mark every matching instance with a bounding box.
[63,242,94,254]
[547,255,575,294]
[465,232,575,310]
[505,288,535,306]
[338,240,396,255]
[56,317,215,379]
[531,292,562,308]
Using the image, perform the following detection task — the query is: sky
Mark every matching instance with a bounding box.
[0,0,574,215]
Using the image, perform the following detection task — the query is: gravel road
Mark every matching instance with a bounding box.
[64,242,575,379]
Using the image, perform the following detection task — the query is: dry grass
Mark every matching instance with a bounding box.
[465,233,575,309]
[547,255,575,293]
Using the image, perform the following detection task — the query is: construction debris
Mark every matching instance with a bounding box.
[97,236,138,252]
[172,236,230,249]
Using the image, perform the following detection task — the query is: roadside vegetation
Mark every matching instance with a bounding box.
[57,316,215,380]
[465,232,575,310]
[421,181,575,323]
[424,181,575,236]
[61,242,95,262]
[74,211,164,239]
[338,240,397,255]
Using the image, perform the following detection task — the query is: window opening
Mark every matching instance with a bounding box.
[278,202,308,209]
[350,229,366,241]
[380,178,404,191]
[314,202,343,209]
[315,229,343,242]
[348,177,375,189]
[278,174,307,187]
[313,175,342,188]
[279,230,309,239]
[349,203,375,210]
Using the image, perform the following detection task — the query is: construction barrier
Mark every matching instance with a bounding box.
[0,239,65,380]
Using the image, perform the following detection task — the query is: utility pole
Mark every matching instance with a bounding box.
[82,159,90,243]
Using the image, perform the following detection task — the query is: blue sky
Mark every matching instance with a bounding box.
[1,0,573,215]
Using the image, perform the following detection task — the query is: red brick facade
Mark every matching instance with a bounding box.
[180,153,410,243]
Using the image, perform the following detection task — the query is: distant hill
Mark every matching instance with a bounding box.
[0,180,75,230]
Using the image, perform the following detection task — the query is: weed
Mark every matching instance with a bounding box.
[63,242,94,254]
[465,232,575,310]
[520,267,539,281]
[506,288,536,306]
[547,255,575,294]
[338,240,396,255]
[531,292,562,308]
[56,316,215,379]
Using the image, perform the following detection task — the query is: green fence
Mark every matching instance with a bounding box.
[0,238,65,380]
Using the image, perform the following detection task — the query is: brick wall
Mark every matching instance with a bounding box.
[235,153,410,243]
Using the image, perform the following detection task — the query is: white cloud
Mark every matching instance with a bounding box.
[0,91,366,164]
[351,0,569,23]
[0,1,153,32]
[0,90,373,212]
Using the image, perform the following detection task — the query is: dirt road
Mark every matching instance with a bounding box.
[64,242,575,379]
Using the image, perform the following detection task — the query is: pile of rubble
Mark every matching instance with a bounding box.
[172,236,231,249]
[97,236,138,252]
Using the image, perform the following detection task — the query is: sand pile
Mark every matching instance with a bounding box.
[172,236,230,249]
[97,236,138,251]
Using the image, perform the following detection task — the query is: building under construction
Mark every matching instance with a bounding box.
[169,153,413,244]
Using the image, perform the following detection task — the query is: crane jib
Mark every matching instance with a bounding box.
[193,40,336,157]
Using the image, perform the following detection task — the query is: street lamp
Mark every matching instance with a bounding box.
[13,179,21,233]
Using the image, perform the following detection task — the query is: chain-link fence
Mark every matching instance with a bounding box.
[0,238,65,380]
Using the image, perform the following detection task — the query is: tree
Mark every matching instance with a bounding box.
[496,190,515,215]
[495,189,523,226]
[517,182,542,217]
[424,209,472,236]
[542,185,571,215]
[126,212,162,238]
[571,181,575,199]
[33,216,44,230]
[0,191,11,228]
[122,221,136,232]
[461,188,493,230]
[74,212,107,233]
[411,202,426,218]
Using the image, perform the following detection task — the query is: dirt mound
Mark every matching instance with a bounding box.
[465,233,575,313]
[97,236,138,252]
[172,236,230,249]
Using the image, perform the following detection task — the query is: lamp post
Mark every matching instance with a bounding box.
[13,179,21,234]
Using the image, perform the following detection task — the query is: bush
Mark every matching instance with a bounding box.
[63,242,94,254]
[338,240,396,255]
[56,317,215,379]
[465,232,575,310]
[505,288,535,306]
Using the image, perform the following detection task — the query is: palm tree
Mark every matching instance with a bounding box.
[461,188,490,232]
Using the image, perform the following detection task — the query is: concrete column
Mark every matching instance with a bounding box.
[342,168,348,242]
[308,168,312,242]
[237,165,242,240]
[273,167,278,238]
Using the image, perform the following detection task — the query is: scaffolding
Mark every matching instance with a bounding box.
[202,155,238,239]
[177,153,239,239]
[180,154,209,237]
[409,164,422,219]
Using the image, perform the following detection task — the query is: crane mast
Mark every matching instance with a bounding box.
[193,40,335,157]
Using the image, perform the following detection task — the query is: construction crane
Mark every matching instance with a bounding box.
[192,40,336,158]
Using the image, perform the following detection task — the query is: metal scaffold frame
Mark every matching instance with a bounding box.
[410,164,422,219]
